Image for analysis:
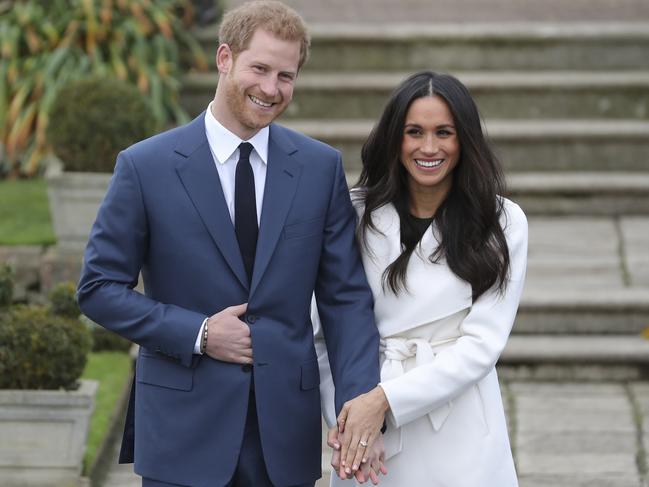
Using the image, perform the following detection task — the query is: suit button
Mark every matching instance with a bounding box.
[241,364,252,373]
[246,315,257,324]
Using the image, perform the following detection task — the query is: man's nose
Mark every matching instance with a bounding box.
[259,76,279,98]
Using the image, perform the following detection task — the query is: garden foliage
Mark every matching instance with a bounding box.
[0,0,208,177]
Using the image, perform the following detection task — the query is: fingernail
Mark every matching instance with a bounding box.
[345,467,351,474]
[353,464,358,471]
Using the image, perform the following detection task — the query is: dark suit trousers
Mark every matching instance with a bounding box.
[142,383,315,487]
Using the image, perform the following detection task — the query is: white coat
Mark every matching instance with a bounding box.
[314,196,528,487]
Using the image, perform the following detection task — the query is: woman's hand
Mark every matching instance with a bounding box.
[337,386,390,476]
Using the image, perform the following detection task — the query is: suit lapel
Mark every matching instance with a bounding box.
[174,113,249,291]
[250,124,302,298]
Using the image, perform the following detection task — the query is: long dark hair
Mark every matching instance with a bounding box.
[355,71,510,301]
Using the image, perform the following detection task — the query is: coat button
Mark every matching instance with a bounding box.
[241,364,252,372]
[246,315,257,324]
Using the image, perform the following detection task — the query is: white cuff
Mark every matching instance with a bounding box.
[193,317,209,354]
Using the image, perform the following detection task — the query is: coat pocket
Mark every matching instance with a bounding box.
[300,359,321,390]
[137,352,193,391]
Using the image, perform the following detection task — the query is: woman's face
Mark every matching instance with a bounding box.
[399,95,460,198]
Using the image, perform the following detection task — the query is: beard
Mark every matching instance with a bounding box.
[223,77,286,132]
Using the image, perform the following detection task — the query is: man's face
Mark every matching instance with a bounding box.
[214,29,300,139]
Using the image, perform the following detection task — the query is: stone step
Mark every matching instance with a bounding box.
[282,118,649,172]
[498,334,649,381]
[182,71,649,120]
[224,0,649,24]
[194,22,649,71]
[515,288,649,335]
[342,172,649,216]
[506,172,649,216]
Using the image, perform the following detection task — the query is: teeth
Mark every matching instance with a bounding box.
[415,159,443,168]
[249,95,272,108]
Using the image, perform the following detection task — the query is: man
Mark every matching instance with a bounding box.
[77,2,383,486]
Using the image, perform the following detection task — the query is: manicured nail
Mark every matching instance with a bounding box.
[345,467,351,474]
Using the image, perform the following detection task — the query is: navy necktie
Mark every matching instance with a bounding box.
[235,142,257,284]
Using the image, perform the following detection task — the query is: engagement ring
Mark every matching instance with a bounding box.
[359,440,368,447]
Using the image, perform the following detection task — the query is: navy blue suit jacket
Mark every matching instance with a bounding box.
[77,114,380,487]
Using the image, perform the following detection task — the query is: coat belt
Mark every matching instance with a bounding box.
[379,335,459,459]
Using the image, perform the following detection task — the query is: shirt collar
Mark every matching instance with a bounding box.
[205,101,269,165]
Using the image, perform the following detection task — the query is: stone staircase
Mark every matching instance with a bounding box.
[181,1,649,381]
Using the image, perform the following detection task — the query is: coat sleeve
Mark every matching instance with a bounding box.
[379,202,528,428]
[77,151,205,368]
[313,155,381,417]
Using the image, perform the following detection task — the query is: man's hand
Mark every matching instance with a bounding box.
[356,434,388,485]
[203,303,253,364]
[328,427,387,484]
[327,427,345,479]
[337,386,389,476]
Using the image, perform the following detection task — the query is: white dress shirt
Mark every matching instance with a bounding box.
[204,101,269,225]
[194,102,270,353]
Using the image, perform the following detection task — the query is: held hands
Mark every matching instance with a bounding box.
[328,427,387,484]
[337,386,390,477]
[203,303,253,364]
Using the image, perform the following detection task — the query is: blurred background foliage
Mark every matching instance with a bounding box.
[0,0,210,178]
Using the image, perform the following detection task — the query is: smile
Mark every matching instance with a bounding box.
[249,95,274,108]
[415,159,444,168]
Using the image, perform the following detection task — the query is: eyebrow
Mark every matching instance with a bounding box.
[250,60,297,76]
[404,123,456,129]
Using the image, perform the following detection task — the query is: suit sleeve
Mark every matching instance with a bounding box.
[312,296,337,428]
[77,151,205,367]
[313,154,381,417]
[379,202,528,428]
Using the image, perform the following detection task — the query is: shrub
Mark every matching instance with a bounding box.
[48,281,131,351]
[91,325,132,352]
[0,0,209,177]
[0,264,12,308]
[80,315,131,352]
[47,76,156,172]
[49,281,80,318]
[0,305,92,389]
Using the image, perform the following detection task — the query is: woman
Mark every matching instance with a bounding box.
[313,71,528,486]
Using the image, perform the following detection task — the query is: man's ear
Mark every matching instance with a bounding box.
[216,44,233,74]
